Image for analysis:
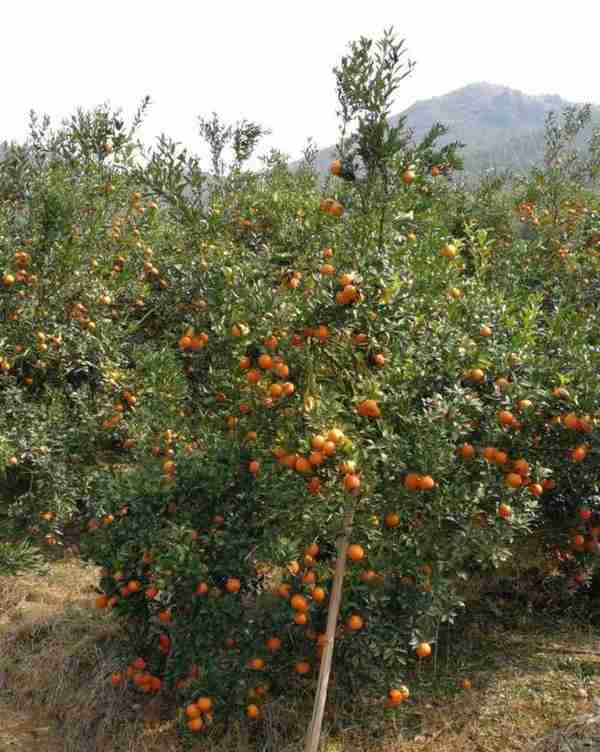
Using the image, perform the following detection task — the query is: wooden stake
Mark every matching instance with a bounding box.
[304,508,354,752]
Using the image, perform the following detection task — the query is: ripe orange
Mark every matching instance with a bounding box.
[295,457,312,474]
[440,243,458,258]
[305,543,320,557]
[346,613,364,631]
[248,658,265,670]
[459,678,472,690]
[186,703,202,719]
[311,435,326,450]
[295,661,311,675]
[246,704,260,719]
[95,594,109,609]
[290,594,309,612]
[312,586,326,603]
[481,447,497,462]
[357,399,381,418]
[513,458,529,476]
[258,354,273,370]
[418,475,435,491]
[505,473,522,489]
[322,440,337,457]
[404,473,421,491]
[344,473,361,492]
[196,697,213,713]
[266,637,282,652]
[494,451,509,466]
[327,428,345,444]
[388,688,404,705]
[498,410,514,427]
[415,642,432,658]
[187,717,203,732]
[347,544,365,562]
[498,503,512,519]
[458,443,475,460]
[225,578,241,593]
[384,512,400,528]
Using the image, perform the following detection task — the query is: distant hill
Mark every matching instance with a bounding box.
[307,83,599,176]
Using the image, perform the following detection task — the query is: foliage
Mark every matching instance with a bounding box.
[1,26,600,744]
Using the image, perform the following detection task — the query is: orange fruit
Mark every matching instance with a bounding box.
[347,544,365,562]
[225,578,241,593]
[357,399,381,418]
[266,637,282,652]
[187,717,204,732]
[498,503,512,519]
[246,704,260,719]
[513,458,529,476]
[295,661,311,675]
[415,642,432,658]
[290,594,309,612]
[458,443,475,460]
[571,446,588,462]
[311,435,326,450]
[295,457,312,474]
[505,473,522,488]
[384,512,400,528]
[388,688,404,705]
[418,475,435,491]
[248,658,265,670]
[481,447,497,462]
[312,586,326,603]
[494,451,509,466]
[404,473,421,490]
[327,428,345,444]
[196,697,213,713]
[346,614,364,631]
[305,543,320,557]
[186,703,202,719]
[344,473,361,492]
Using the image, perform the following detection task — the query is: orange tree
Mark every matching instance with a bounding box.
[1,26,599,743]
[76,30,592,741]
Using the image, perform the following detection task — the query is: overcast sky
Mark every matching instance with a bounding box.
[2,1,598,163]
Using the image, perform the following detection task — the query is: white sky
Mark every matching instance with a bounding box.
[2,0,598,163]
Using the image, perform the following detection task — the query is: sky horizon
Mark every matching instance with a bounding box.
[3,1,598,164]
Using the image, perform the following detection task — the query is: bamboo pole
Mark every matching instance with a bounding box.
[304,508,354,752]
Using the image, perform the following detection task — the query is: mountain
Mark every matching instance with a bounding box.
[308,83,599,176]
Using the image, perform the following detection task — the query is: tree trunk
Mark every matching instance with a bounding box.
[304,508,354,752]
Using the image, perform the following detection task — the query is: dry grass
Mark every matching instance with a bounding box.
[1,554,600,752]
